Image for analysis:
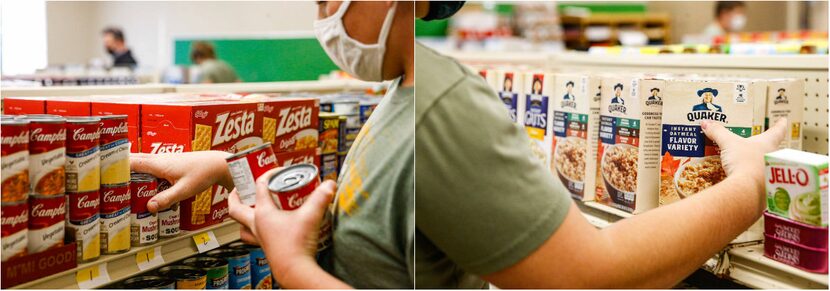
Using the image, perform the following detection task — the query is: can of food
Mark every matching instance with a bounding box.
[226,143,277,206]
[318,113,340,155]
[228,242,273,289]
[27,194,66,253]
[65,117,101,193]
[320,153,338,181]
[1,118,30,202]
[184,256,229,290]
[157,265,207,289]
[337,116,348,153]
[337,151,348,174]
[1,200,28,261]
[158,202,179,239]
[100,183,131,254]
[208,248,252,289]
[267,164,331,251]
[21,115,66,196]
[67,190,101,262]
[332,98,359,116]
[98,115,130,185]
[358,98,380,124]
[122,275,176,289]
[130,173,158,246]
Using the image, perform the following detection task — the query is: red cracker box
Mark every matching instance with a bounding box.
[239,95,319,154]
[45,96,93,116]
[3,97,48,115]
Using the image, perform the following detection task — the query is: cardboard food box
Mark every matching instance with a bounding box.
[521,72,555,167]
[765,149,828,227]
[766,79,805,150]
[45,96,93,116]
[254,97,319,154]
[595,76,666,213]
[551,73,602,201]
[3,97,48,115]
[496,70,525,124]
[660,79,767,205]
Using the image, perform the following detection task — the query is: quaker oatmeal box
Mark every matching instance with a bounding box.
[551,73,601,201]
[521,72,555,167]
[595,75,665,213]
[495,70,525,124]
[660,79,766,205]
[766,79,805,150]
[765,149,828,227]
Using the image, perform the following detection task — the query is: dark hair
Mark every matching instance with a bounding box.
[190,41,217,62]
[613,83,624,90]
[778,88,786,92]
[716,1,745,17]
[651,88,660,92]
[102,27,125,42]
[565,81,575,87]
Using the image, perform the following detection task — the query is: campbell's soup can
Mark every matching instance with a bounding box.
[98,115,130,185]
[67,190,101,262]
[20,115,66,196]
[65,117,101,193]
[100,183,131,254]
[1,118,30,202]
[1,200,29,261]
[130,173,158,246]
[28,194,66,253]
[267,164,331,251]
[208,248,252,289]
[155,178,180,238]
[158,265,207,289]
[226,143,277,206]
[229,242,273,289]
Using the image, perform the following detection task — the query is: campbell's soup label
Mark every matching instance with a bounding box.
[27,119,67,196]
[227,143,278,206]
[65,119,101,192]
[99,116,130,185]
[67,191,101,261]
[765,149,829,227]
[159,202,180,238]
[100,184,131,253]
[131,177,158,246]
[28,195,66,253]
[1,201,29,261]
[1,120,30,202]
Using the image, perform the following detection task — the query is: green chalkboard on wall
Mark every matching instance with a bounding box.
[174,37,338,82]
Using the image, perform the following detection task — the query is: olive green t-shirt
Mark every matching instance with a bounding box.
[194,59,240,83]
[415,43,572,288]
[320,83,415,288]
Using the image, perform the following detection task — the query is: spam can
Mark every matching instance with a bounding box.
[64,117,101,193]
[130,173,158,246]
[98,115,130,185]
[100,183,131,254]
[67,190,101,262]
[122,275,175,289]
[27,194,66,253]
[208,248,252,289]
[226,143,277,206]
[229,242,273,289]
[184,256,229,289]
[21,115,66,196]
[1,118,30,202]
[1,200,28,261]
[158,265,207,289]
[318,113,340,155]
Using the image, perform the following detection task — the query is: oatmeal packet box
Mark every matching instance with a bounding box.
[521,72,556,168]
[496,70,525,124]
[659,79,767,206]
[595,75,665,213]
[551,73,601,201]
[766,79,805,150]
[765,149,828,227]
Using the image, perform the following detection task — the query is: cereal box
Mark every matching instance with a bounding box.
[660,79,767,205]
[766,79,805,150]
[765,149,828,227]
[551,73,601,201]
[521,72,555,166]
[595,76,665,213]
[495,70,525,124]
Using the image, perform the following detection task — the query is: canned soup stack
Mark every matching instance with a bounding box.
[98,115,133,255]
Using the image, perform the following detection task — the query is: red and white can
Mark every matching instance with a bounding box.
[226,143,277,206]
[156,179,180,238]
[67,190,101,262]
[1,200,29,261]
[65,117,101,193]
[20,115,66,196]
[98,115,130,185]
[130,173,158,246]
[1,118,30,202]
[28,194,66,253]
[267,164,330,251]
[100,183,131,254]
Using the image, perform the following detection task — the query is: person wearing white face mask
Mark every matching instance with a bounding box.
[702,1,747,40]
[128,1,414,288]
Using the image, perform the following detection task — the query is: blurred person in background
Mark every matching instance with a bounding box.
[701,1,747,39]
[102,27,138,68]
[190,41,241,83]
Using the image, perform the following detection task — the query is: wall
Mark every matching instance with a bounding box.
[46,1,98,66]
[647,1,790,43]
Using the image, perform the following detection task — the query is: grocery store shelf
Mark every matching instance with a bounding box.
[555,52,829,70]
[1,84,174,99]
[10,220,241,289]
[728,244,828,289]
[173,79,380,94]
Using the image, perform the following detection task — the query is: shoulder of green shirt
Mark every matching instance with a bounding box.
[415,42,489,122]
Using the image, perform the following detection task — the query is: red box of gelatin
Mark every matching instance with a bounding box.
[3,97,47,115]
[764,234,828,274]
[45,96,92,116]
[764,211,828,249]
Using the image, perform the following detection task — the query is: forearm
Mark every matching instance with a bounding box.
[600,175,763,288]
[274,259,352,289]
[208,150,235,190]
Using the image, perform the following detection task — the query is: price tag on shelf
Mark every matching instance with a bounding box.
[192,231,220,253]
[76,263,110,289]
[136,246,165,271]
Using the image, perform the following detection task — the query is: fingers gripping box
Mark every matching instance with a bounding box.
[659,79,767,205]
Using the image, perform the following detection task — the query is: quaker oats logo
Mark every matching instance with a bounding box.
[773,88,789,105]
[561,81,577,109]
[608,83,627,114]
[687,87,728,123]
[645,87,663,106]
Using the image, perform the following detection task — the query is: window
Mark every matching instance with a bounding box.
[1,0,47,75]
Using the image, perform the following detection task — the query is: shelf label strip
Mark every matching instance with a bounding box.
[136,246,165,271]
[193,231,220,253]
[76,263,110,289]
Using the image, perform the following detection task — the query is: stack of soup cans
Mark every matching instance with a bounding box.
[65,116,102,263]
[1,115,35,262]
[98,115,132,255]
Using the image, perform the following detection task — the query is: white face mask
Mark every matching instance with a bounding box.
[314,1,397,82]
[729,14,747,31]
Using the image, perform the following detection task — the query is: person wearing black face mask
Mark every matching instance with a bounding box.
[102,27,138,69]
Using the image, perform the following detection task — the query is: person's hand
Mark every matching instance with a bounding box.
[228,167,336,283]
[130,151,233,213]
[702,118,788,193]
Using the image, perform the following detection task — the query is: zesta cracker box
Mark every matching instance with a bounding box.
[660,79,766,206]
[765,149,828,227]
[254,96,319,154]
[595,76,665,213]
[521,72,556,167]
[551,73,601,201]
[766,79,805,150]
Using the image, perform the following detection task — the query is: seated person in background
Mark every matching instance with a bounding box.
[190,41,241,83]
